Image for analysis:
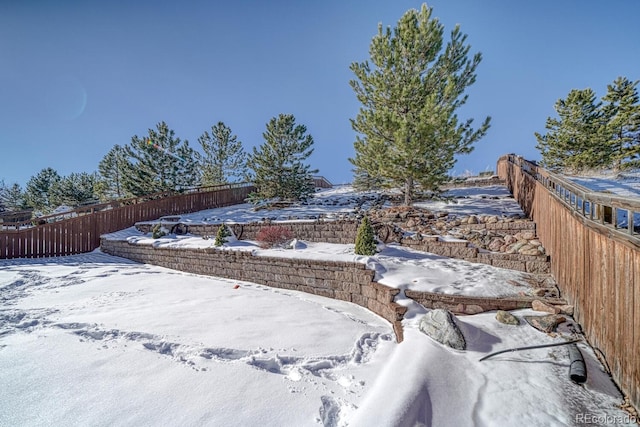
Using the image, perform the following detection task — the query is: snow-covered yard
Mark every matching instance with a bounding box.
[1,186,636,426]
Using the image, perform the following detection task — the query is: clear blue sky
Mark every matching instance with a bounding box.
[2,0,639,187]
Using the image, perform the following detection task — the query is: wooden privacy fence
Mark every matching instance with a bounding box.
[0,183,255,259]
[312,176,333,189]
[497,154,640,411]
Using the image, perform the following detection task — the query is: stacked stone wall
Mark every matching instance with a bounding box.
[399,236,550,274]
[136,219,549,274]
[137,221,359,245]
[101,238,407,342]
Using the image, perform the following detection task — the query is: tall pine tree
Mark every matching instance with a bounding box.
[122,122,199,196]
[0,181,25,211]
[350,145,388,191]
[198,122,247,186]
[25,168,61,213]
[0,180,7,212]
[535,88,609,172]
[50,172,99,207]
[247,114,317,202]
[350,4,490,205]
[602,77,640,170]
[97,144,128,200]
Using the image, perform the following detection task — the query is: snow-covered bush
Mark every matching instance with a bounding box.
[256,225,293,248]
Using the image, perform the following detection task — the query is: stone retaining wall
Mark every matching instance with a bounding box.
[137,221,359,245]
[137,219,538,246]
[404,290,566,315]
[453,220,535,234]
[399,236,550,274]
[138,218,536,244]
[101,238,407,342]
[135,219,550,274]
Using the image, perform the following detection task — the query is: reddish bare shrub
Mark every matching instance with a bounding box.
[256,225,294,248]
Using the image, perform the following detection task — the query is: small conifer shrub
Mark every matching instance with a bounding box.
[256,225,293,249]
[355,217,377,255]
[151,223,166,239]
[214,224,232,247]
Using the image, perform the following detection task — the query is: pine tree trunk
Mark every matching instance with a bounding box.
[404,177,414,206]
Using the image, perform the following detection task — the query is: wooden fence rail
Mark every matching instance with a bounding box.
[0,183,255,259]
[497,154,640,411]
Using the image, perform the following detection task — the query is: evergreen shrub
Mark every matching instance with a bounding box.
[355,217,377,255]
[152,223,166,239]
[214,224,232,247]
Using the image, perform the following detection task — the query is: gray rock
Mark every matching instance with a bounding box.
[496,310,519,325]
[523,314,566,333]
[418,309,466,350]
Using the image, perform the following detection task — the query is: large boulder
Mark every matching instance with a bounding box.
[418,309,466,350]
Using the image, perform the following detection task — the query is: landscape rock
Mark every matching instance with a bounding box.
[532,288,547,297]
[557,305,575,316]
[453,303,484,315]
[523,314,566,333]
[518,243,534,253]
[507,241,528,254]
[520,246,542,256]
[532,300,561,314]
[410,232,423,241]
[486,215,499,224]
[287,239,306,250]
[418,309,466,350]
[496,310,519,325]
[366,206,547,255]
[406,218,419,228]
[503,234,517,245]
[488,237,505,252]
